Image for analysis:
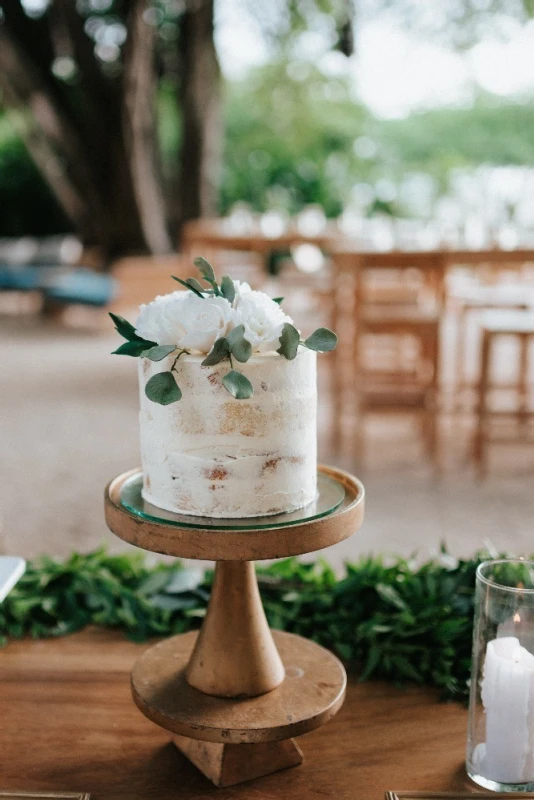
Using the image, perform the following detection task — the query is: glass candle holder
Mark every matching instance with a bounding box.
[467,559,534,792]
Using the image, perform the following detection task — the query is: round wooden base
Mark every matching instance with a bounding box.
[131,630,346,745]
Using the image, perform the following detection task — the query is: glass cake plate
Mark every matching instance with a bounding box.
[119,470,345,531]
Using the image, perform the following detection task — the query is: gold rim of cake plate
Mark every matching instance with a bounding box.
[104,464,365,561]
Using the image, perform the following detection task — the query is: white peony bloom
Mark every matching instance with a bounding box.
[135,291,236,353]
[232,279,251,303]
[135,291,187,345]
[235,290,293,352]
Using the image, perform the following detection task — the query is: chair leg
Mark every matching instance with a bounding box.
[474,330,491,478]
[518,333,529,437]
[353,399,365,469]
[424,403,439,470]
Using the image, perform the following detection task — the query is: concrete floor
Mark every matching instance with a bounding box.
[2,315,534,569]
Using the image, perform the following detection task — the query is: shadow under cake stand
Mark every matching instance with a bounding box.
[104,465,365,788]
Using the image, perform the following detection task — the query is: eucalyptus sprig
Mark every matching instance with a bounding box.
[277,323,337,360]
[201,323,254,399]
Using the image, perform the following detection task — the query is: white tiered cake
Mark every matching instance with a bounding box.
[139,349,317,518]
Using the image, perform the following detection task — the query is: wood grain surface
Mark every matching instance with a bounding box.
[0,628,476,799]
[104,465,365,561]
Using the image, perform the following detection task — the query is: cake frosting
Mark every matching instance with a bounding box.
[138,348,317,518]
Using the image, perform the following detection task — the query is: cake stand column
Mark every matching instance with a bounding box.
[186,560,285,698]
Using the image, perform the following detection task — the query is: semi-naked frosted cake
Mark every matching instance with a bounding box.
[139,349,316,517]
[110,258,337,519]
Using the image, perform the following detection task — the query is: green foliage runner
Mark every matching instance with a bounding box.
[0,547,488,701]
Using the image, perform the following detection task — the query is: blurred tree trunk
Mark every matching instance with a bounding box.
[0,0,159,259]
[0,0,222,256]
[178,0,222,225]
[123,0,173,254]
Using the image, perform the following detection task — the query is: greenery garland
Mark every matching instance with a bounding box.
[0,547,486,700]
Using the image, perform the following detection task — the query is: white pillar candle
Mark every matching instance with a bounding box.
[475,636,534,784]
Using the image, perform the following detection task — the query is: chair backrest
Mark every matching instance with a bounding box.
[333,250,446,318]
[110,255,189,314]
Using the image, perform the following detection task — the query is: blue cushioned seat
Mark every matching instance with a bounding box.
[0,265,42,291]
[43,269,116,307]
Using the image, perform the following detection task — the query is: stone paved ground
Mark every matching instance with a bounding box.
[3,315,534,570]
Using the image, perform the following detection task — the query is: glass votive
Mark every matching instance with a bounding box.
[467,559,534,792]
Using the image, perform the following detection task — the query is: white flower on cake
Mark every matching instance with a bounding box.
[232,279,251,301]
[110,256,337,405]
[136,292,235,353]
[234,290,292,352]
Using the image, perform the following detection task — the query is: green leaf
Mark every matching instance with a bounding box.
[171,276,204,298]
[226,324,252,363]
[220,275,236,303]
[376,583,407,611]
[222,370,254,399]
[109,312,145,342]
[185,277,205,293]
[303,328,338,352]
[145,372,182,405]
[112,340,154,357]
[165,568,204,594]
[277,323,300,360]
[194,256,215,283]
[201,338,230,366]
[149,595,199,612]
[359,646,382,681]
[143,345,177,362]
[137,571,171,597]
[272,297,284,305]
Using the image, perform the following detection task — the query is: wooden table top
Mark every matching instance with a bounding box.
[182,218,534,265]
[1,628,476,800]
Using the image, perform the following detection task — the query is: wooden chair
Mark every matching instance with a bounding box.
[331,250,446,466]
[473,309,534,477]
[109,255,189,316]
[446,265,534,408]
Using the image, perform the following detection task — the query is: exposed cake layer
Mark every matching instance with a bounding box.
[138,349,317,518]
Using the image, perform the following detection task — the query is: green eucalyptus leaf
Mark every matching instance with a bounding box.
[185,277,205,293]
[112,340,154,357]
[109,312,145,342]
[272,297,284,305]
[201,338,230,366]
[220,275,236,303]
[222,370,254,399]
[194,257,215,283]
[143,345,177,362]
[171,276,204,298]
[226,324,252,363]
[303,328,338,352]
[145,372,182,405]
[277,322,300,360]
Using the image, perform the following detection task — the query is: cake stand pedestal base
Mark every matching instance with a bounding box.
[131,630,346,787]
[173,736,303,788]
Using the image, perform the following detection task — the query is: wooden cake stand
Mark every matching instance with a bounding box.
[104,465,364,788]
